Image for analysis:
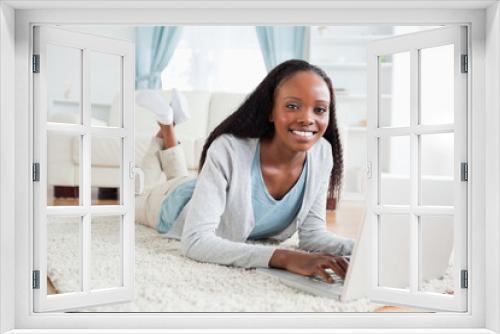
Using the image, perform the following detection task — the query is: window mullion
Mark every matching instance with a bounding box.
[81,47,91,294]
[367,51,379,292]
[409,48,419,293]
[122,52,134,290]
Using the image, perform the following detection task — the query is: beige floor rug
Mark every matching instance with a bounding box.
[47,216,381,312]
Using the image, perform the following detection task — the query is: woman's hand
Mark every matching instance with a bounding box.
[269,249,349,283]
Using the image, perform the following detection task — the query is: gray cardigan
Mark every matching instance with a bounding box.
[165,134,354,268]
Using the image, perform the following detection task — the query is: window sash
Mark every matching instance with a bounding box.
[366,26,468,311]
[32,26,136,312]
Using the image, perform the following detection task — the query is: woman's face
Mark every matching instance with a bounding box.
[270,70,330,153]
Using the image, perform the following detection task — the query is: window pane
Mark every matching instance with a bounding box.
[46,44,82,124]
[91,215,122,290]
[47,132,81,206]
[91,52,122,127]
[420,44,454,125]
[420,133,454,206]
[378,52,410,128]
[91,136,122,205]
[420,216,455,294]
[379,136,410,205]
[378,214,410,289]
[47,215,82,294]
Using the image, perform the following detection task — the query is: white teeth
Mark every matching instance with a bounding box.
[291,130,314,138]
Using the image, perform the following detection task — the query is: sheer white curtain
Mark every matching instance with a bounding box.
[161,26,267,93]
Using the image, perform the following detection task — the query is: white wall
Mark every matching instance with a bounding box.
[0,3,16,333]
[485,3,500,332]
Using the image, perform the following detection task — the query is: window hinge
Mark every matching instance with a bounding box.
[367,161,373,179]
[32,270,40,289]
[461,54,468,73]
[32,163,40,182]
[32,55,40,73]
[461,269,468,289]
[461,162,468,182]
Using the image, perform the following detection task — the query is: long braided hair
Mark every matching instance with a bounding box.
[198,59,344,202]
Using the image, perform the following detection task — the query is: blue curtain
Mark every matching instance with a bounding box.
[255,26,309,72]
[135,26,182,89]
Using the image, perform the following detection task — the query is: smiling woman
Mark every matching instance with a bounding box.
[133,60,353,282]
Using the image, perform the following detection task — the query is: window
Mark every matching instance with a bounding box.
[366,26,467,311]
[308,26,440,201]
[2,3,497,333]
[162,26,267,93]
[32,26,135,312]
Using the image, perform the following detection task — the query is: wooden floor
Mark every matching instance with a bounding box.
[49,198,119,206]
[325,207,362,238]
[48,196,428,312]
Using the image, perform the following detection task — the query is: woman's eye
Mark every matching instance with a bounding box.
[286,103,299,110]
[315,107,328,113]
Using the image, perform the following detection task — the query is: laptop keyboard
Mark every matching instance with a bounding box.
[257,268,345,299]
[310,269,344,284]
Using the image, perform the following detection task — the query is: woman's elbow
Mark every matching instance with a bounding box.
[340,238,355,256]
[180,232,199,260]
[297,236,320,253]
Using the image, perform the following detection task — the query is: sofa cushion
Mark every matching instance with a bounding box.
[207,92,247,133]
[64,90,250,188]
[135,105,159,138]
[159,90,211,139]
[134,134,153,168]
[177,137,197,170]
[72,136,122,167]
[133,90,212,171]
[134,134,204,172]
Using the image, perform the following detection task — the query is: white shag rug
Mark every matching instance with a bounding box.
[47,216,381,312]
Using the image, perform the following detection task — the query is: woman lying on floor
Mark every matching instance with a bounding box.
[135,59,353,284]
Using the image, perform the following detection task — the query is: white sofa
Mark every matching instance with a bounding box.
[47,90,248,193]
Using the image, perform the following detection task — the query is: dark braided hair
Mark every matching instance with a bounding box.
[199,59,344,202]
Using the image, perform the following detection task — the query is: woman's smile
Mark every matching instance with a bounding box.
[288,128,318,141]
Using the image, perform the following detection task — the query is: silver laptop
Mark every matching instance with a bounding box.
[257,204,369,302]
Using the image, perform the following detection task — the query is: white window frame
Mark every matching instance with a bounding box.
[32,26,136,312]
[0,2,498,333]
[366,26,468,311]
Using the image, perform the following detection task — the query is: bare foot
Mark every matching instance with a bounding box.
[156,121,172,139]
[159,123,177,149]
[159,123,174,132]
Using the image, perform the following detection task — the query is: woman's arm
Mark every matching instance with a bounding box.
[298,172,355,256]
[269,248,349,283]
[181,137,277,268]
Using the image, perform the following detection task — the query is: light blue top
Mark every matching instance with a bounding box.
[247,142,307,239]
[156,178,197,234]
[176,134,353,269]
[157,141,307,240]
